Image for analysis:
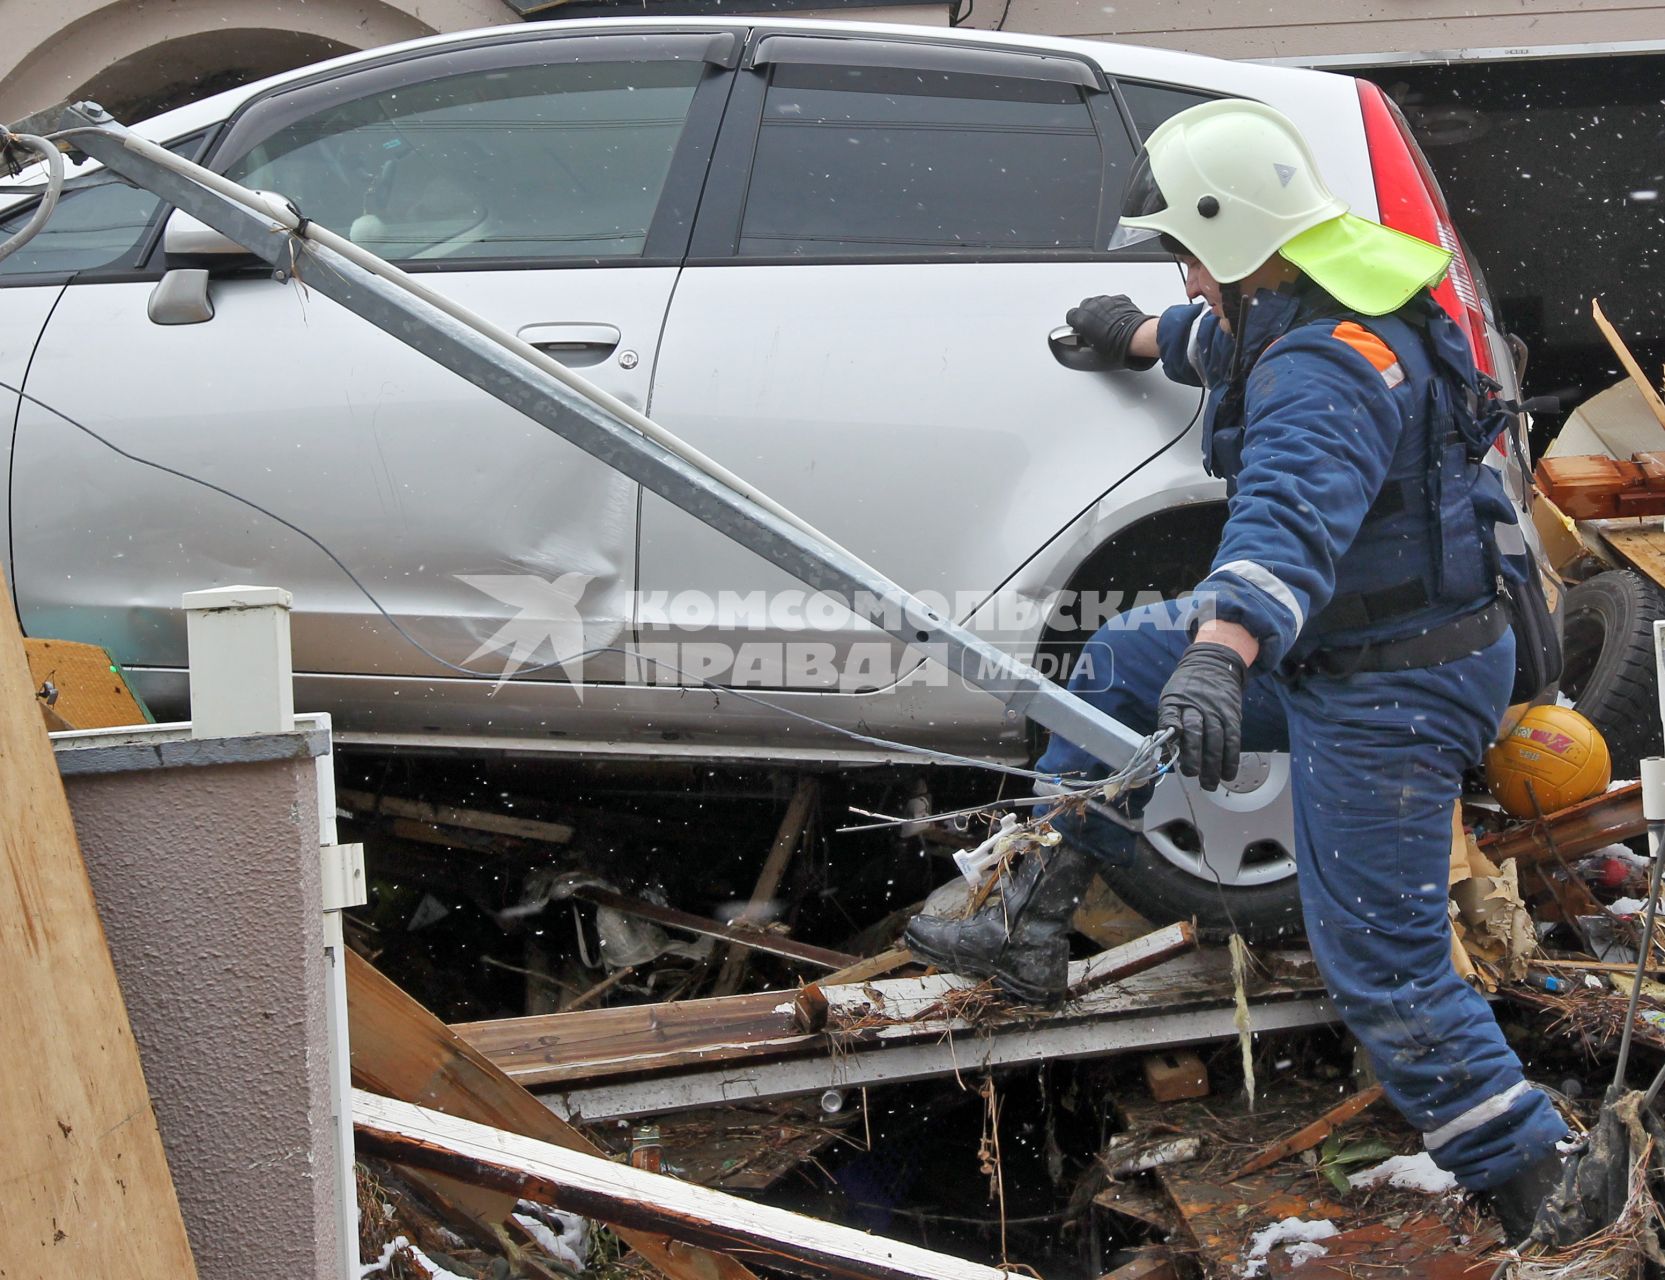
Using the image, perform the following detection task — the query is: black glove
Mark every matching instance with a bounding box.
[1065,295,1155,370]
[1157,642,1247,792]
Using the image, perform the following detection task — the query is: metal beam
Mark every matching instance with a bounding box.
[63,104,1149,770]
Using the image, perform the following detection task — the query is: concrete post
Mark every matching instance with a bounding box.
[182,585,295,738]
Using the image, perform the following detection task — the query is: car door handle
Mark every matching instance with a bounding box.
[517,323,623,368]
[1048,324,1115,372]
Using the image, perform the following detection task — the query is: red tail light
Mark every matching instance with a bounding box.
[1355,79,1495,379]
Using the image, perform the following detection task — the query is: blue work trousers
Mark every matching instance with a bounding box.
[1039,603,1566,1189]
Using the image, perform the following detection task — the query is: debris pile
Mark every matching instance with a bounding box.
[332,739,1665,1279]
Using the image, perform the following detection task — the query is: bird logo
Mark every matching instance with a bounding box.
[455,572,594,695]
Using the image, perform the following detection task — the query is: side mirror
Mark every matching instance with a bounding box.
[160,191,297,261]
[161,206,255,261]
[148,269,214,326]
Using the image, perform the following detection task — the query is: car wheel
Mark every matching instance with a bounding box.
[1560,569,1665,778]
[1098,752,1305,943]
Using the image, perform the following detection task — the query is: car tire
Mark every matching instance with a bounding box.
[1100,841,1305,943]
[1096,758,1305,944]
[1560,569,1665,778]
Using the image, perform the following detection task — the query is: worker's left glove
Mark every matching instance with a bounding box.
[1157,643,1246,792]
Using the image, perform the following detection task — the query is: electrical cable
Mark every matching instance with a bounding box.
[0,133,63,265]
[0,376,1161,786]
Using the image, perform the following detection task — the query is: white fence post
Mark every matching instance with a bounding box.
[181,585,294,738]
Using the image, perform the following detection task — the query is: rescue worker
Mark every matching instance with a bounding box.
[905,99,1587,1243]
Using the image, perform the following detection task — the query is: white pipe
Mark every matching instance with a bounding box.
[115,131,862,565]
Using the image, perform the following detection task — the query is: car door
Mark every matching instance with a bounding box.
[2,134,217,606]
[12,30,734,711]
[639,33,1203,695]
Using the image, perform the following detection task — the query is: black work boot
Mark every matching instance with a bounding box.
[1487,1151,1567,1247]
[902,841,1097,1007]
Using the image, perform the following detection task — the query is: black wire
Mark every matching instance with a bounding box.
[949,0,975,25]
[996,0,1015,29]
[0,375,1107,783]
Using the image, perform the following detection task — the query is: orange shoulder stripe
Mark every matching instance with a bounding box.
[1329,321,1398,374]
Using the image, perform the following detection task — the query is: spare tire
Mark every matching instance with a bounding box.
[1560,570,1665,778]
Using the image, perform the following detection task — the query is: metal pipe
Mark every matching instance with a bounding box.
[60,104,1150,769]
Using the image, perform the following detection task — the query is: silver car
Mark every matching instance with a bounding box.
[0,17,1527,935]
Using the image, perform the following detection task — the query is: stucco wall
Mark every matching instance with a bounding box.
[63,751,335,1280]
[0,0,518,124]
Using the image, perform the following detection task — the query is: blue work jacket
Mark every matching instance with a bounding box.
[1155,281,1510,672]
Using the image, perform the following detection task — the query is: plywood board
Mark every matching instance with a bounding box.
[24,636,151,730]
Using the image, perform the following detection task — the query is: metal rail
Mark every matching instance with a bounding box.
[55,102,1149,768]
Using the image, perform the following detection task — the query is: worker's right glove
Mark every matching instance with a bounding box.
[1156,642,1246,792]
[1065,295,1156,370]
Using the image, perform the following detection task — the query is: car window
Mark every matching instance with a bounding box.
[220,59,704,263]
[0,133,207,280]
[1118,81,1220,141]
[738,62,1105,257]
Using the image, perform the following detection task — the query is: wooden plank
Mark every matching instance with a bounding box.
[1592,298,1665,434]
[821,946,914,986]
[574,886,858,970]
[354,1089,1014,1280]
[456,937,1302,1110]
[547,994,1335,1122]
[338,788,575,845]
[714,776,818,994]
[0,568,199,1279]
[1600,524,1665,594]
[346,950,760,1280]
[1477,780,1643,866]
[1226,1084,1385,1180]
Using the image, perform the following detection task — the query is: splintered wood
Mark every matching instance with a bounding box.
[0,570,199,1279]
[346,950,760,1280]
[354,1089,1014,1280]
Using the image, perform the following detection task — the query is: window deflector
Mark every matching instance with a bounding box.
[748,34,1104,91]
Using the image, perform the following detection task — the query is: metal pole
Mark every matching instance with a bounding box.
[61,104,1149,768]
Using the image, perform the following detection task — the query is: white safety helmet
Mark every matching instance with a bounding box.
[1118,98,1451,315]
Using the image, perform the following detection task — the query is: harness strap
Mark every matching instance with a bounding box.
[1295,601,1508,678]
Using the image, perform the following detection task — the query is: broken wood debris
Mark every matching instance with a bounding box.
[345,950,761,1280]
[1536,451,1665,520]
[452,923,1321,1117]
[353,1088,1017,1280]
[339,787,576,846]
[1228,1084,1385,1181]
[572,883,859,971]
[1478,780,1643,866]
[714,775,819,995]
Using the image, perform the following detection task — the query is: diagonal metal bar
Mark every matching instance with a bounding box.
[62,103,1147,768]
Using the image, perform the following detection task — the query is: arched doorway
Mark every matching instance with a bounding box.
[0,0,518,126]
[75,28,358,123]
